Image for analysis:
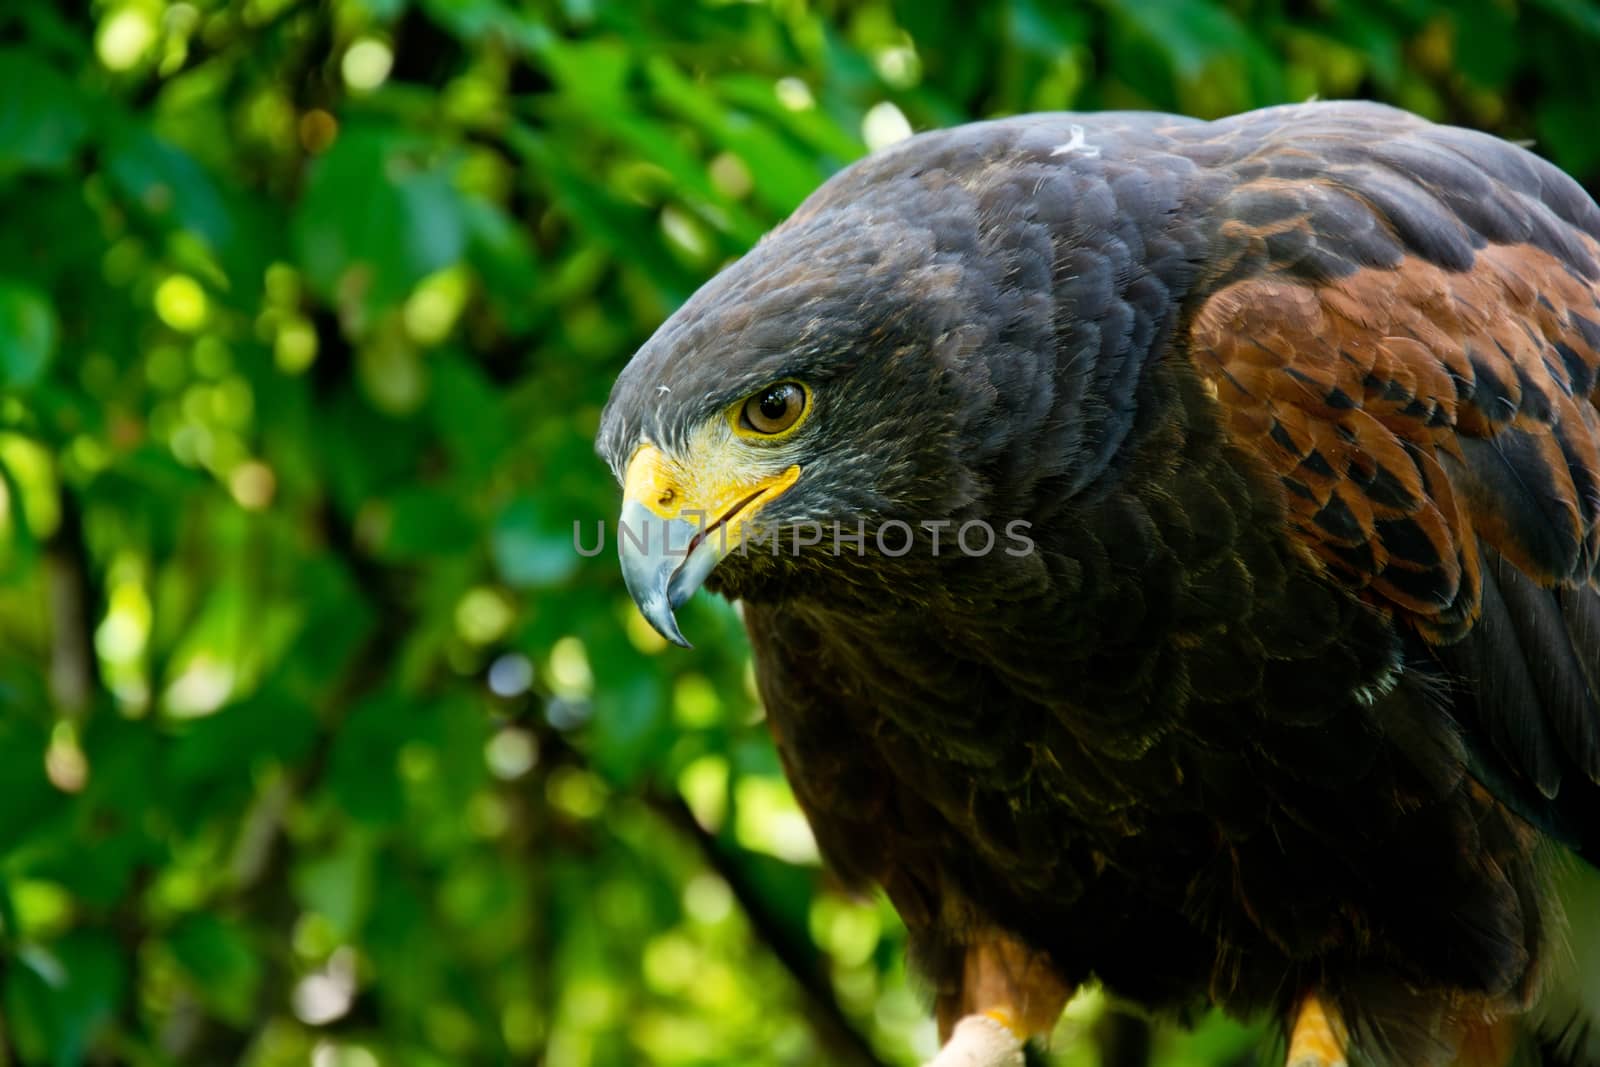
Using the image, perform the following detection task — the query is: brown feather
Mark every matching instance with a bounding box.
[1189,240,1600,642]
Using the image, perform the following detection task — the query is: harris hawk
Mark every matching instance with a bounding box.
[597,101,1600,1067]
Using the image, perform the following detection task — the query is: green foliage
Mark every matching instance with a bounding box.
[0,1,1596,1064]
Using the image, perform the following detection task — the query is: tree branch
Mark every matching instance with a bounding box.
[44,488,100,718]
[643,784,891,1067]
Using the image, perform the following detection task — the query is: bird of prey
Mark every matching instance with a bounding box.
[597,101,1600,1067]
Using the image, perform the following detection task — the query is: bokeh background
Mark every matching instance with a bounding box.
[3,1,1600,1064]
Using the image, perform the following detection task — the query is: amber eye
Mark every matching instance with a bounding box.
[741,382,807,435]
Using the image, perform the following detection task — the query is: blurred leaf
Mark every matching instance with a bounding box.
[716,75,867,168]
[294,126,468,313]
[1327,3,1406,88]
[1006,0,1089,57]
[3,932,124,1067]
[294,834,376,941]
[647,57,824,215]
[537,37,632,109]
[167,914,263,1024]
[588,668,668,784]
[1532,0,1600,37]
[493,496,581,587]
[171,690,319,786]
[1451,0,1520,88]
[0,718,59,855]
[1107,0,1255,79]
[1537,97,1600,180]
[0,49,88,175]
[419,0,548,48]
[462,200,542,332]
[104,125,233,254]
[509,125,697,303]
[429,352,515,474]
[0,282,58,389]
[380,486,480,560]
[327,694,413,824]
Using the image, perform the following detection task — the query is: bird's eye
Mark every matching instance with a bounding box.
[741,382,807,435]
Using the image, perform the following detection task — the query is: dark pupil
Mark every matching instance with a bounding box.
[759,389,790,421]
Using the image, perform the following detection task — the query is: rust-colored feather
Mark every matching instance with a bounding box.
[1189,240,1600,643]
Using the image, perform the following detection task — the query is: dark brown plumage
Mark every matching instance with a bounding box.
[598,101,1600,1067]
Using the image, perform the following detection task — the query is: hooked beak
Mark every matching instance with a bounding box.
[617,443,799,647]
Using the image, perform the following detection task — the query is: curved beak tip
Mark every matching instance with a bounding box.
[618,499,715,650]
[641,596,692,649]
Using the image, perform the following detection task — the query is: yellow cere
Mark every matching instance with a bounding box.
[622,427,802,549]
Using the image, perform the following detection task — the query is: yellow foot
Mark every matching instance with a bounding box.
[1287,994,1349,1067]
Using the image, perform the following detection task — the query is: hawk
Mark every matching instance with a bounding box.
[598,102,1600,1067]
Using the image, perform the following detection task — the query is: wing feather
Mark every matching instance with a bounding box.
[1185,118,1600,805]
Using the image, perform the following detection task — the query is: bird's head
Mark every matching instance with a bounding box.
[596,214,1012,642]
[598,128,1095,646]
